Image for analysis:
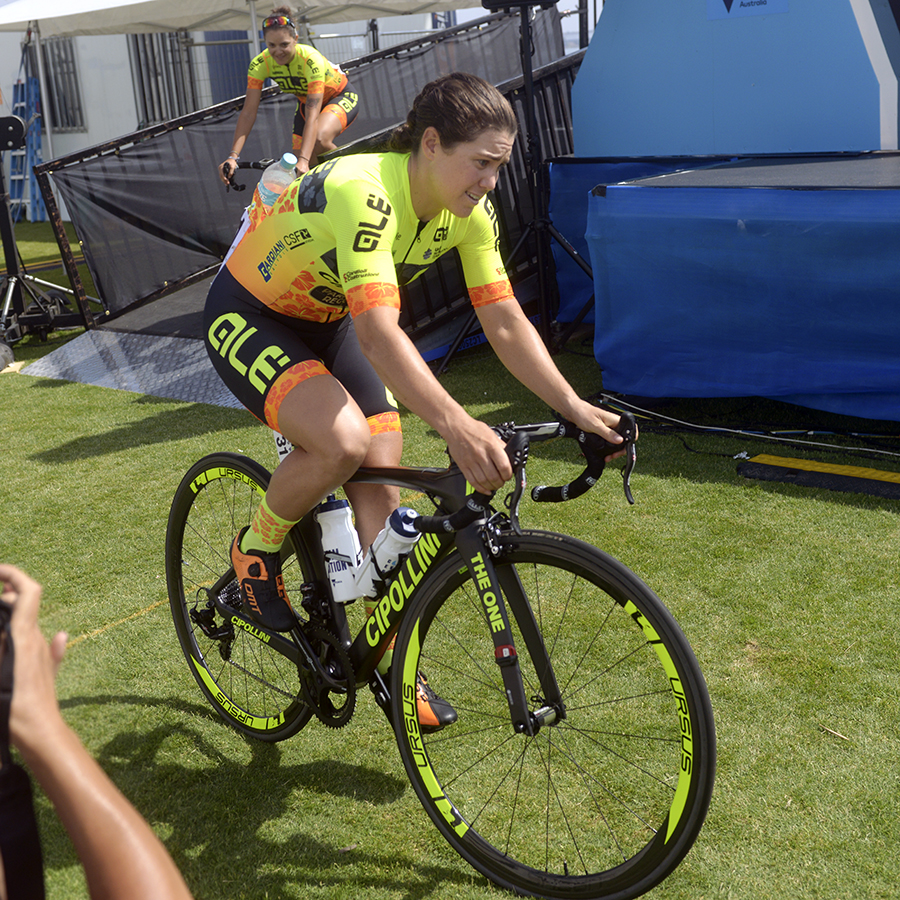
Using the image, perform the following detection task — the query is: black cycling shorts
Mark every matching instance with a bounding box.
[293,81,360,136]
[204,266,399,437]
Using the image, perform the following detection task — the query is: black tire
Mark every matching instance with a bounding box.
[165,452,313,741]
[390,530,715,900]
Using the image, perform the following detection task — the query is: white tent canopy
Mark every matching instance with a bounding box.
[0,0,489,157]
[0,0,483,36]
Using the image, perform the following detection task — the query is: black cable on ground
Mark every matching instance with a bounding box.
[591,392,900,467]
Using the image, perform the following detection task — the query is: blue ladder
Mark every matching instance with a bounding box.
[9,78,46,223]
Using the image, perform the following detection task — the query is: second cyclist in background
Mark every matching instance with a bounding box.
[218,6,360,182]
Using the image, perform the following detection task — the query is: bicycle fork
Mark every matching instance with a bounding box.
[456,528,564,737]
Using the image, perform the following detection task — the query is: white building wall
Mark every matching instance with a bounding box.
[1,32,136,220]
[68,34,139,150]
[1,33,137,158]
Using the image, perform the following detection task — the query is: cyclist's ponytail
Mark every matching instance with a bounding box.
[386,72,517,154]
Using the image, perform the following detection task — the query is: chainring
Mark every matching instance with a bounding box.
[299,626,356,728]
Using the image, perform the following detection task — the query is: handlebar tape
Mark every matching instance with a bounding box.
[532,411,637,504]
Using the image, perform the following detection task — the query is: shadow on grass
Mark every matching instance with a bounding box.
[29,400,255,464]
[24,333,900,516]
[42,694,474,899]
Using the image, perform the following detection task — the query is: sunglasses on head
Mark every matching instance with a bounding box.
[262,14,294,30]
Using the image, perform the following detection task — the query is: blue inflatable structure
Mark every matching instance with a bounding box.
[553,0,900,420]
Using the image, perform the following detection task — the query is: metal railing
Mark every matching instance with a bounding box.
[33,19,582,356]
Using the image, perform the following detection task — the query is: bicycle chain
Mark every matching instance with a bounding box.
[299,626,356,728]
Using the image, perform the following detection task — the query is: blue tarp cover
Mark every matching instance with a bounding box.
[548,158,712,323]
[587,180,900,422]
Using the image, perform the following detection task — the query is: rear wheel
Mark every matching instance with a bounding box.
[165,452,313,741]
[391,530,715,899]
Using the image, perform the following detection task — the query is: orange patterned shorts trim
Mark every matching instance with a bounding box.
[367,411,401,436]
[263,359,329,432]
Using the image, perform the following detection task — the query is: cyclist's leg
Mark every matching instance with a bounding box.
[265,371,370,521]
[317,87,359,153]
[324,314,401,549]
[204,274,371,629]
[390,531,715,900]
[346,431,401,550]
[323,319,454,727]
[292,86,359,164]
[321,317,402,673]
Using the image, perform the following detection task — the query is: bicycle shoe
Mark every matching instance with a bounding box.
[416,671,458,732]
[231,528,296,632]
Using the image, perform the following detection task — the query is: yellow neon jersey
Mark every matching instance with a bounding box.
[246,44,348,100]
[224,152,514,323]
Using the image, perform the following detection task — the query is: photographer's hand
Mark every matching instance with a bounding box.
[0,564,67,755]
[0,564,194,900]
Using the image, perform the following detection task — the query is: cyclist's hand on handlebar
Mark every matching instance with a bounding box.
[568,399,638,462]
[219,158,238,186]
[445,419,513,495]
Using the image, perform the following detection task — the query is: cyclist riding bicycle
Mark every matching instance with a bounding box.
[218,5,360,181]
[203,71,632,731]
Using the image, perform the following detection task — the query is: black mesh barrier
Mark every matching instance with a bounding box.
[37,10,573,347]
[343,11,564,138]
[47,91,297,315]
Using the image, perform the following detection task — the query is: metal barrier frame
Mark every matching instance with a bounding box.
[33,31,582,352]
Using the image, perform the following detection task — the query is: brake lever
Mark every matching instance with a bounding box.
[499,429,529,534]
[613,412,637,505]
[621,437,636,505]
[575,410,637,505]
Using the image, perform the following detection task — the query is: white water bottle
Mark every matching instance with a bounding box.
[355,507,421,599]
[315,495,361,604]
[254,152,298,209]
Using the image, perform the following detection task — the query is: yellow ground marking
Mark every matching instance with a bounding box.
[67,598,168,648]
[750,454,900,485]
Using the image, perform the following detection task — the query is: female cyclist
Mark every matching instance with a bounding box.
[218,6,359,182]
[204,72,629,729]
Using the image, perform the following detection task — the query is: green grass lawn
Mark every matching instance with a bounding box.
[2,326,899,899]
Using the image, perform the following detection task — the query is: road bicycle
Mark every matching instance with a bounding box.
[165,411,715,900]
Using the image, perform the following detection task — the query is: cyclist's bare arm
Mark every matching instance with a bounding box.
[475,297,631,458]
[296,90,323,172]
[353,305,512,493]
[219,87,262,184]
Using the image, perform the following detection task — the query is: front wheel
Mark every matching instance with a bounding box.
[165,452,313,741]
[390,530,715,900]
